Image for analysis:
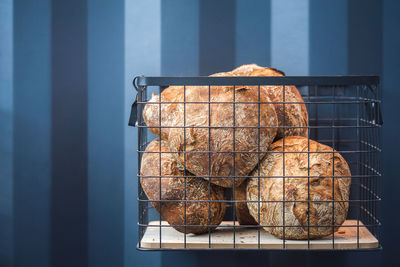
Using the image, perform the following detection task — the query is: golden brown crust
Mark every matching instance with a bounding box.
[232,64,285,76]
[140,139,226,234]
[222,64,308,140]
[231,64,264,75]
[247,136,351,239]
[249,68,308,140]
[235,179,258,225]
[142,86,184,139]
[143,71,278,188]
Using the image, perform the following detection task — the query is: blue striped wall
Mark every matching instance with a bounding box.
[271,0,309,75]
[88,1,125,267]
[199,0,236,75]
[1,0,399,266]
[0,1,13,266]
[125,1,162,266]
[309,0,348,75]
[161,0,199,76]
[13,1,51,266]
[235,0,270,67]
[382,1,400,266]
[50,1,88,266]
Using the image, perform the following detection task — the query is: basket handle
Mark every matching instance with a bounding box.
[128,94,138,127]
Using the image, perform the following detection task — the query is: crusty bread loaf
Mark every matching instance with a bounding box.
[247,136,351,239]
[227,64,308,140]
[235,179,257,225]
[249,68,308,140]
[140,139,226,234]
[231,63,283,76]
[142,86,183,140]
[143,72,278,188]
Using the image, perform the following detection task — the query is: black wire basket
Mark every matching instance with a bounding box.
[130,75,382,251]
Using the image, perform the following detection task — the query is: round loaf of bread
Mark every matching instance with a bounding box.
[234,179,257,225]
[230,64,309,139]
[140,139,226,234]
[249,68,308,140]
[142,86,183,140]
[231,63,282,76]
[143,72,278,188]
[247,136,351,239]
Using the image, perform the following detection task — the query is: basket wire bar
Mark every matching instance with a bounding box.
[208,85,212,248]
[282,85,286,248]
[183,85,187,247]
[233,85,236,247]
[331,85,336,248]
[158,85,162,248]
[133,76,382,251]
[257,85,261,249]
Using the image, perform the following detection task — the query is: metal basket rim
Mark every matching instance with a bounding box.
[135,75,380,88]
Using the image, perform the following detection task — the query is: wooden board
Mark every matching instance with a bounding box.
[140,220,378,249]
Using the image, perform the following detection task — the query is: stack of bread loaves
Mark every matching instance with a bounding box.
[140,64,351,239]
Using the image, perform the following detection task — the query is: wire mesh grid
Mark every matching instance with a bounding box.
[131,76,382,251]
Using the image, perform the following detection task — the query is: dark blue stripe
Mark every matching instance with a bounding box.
[348,0,382,75]
[381,0,400,266]
[199,0,236,75]
[309,0,348,75]
[50,0,88,266]
[88,0,125,266]
[235,0,270,67]
[346,1,384,263]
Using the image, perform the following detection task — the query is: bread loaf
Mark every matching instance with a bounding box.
[227,63,308,140]
[140,139,226,234]
[142,86,183,140]
[247,136,351,239]
[234,179,257,225]
[143,72,278,188]
[231,63,282,76]
[249,68,308,140]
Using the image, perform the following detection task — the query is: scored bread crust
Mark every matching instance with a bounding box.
[143,71,278,188]
[248,68,308,140]
[231,63,264,75]
[229,63,308,140]
[142,86,183,140]
[247,136,351,239]
[140,139,226,234]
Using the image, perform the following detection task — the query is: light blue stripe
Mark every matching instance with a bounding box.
[271,0,309,75]
[124,0,161,266]
[13,0,51,266]
[162,0,199,75]
[88,0,125,266]
[0,0,13,266]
